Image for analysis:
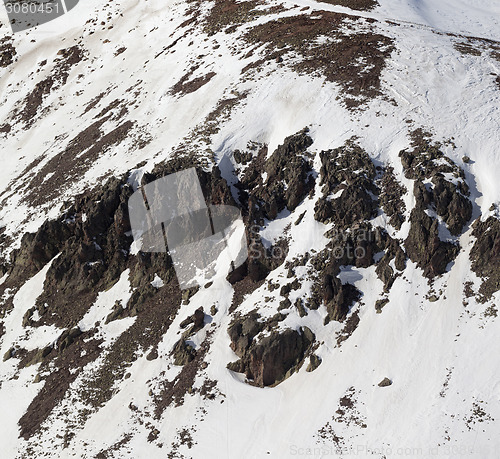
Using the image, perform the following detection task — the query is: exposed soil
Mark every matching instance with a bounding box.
[0,36,17,68]
[317,0,378,11]
[244,12,394,106]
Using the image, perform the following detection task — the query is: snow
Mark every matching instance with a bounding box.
[0,0,500,456]
[78,268,133,333]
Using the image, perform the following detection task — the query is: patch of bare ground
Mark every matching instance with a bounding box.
[316,387,366,449]
[317,0,378,11]
[0,36,16,67]
[203,0,263,35]
[336,310,360,346]
[454,42,482,56]
[170,66,217,96]
[82,91,108,115]
[24,116,134,207]
[78,274,182,411]
[18,330,103,440]
[244,12,394,107]
[154,332,212,417]
[17,45,85,127]
[95,434,133,459]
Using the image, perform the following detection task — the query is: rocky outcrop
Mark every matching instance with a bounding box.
[227,312,314,386]
[400,129,472,236]
[0,36,17,68]
[400,130,472,277]
[405,205,459,278]
[306,354,322,372]
[378,166,407,230]
[314,141,378,228]
[239,128,314,220]
[322,274,361,324]
[228,326,315,387]
[470,216,500,300]
[375,236,406,291]
[171,339,197,366]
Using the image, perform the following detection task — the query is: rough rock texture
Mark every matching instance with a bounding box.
[239,128,314,220]
[404,204,459,278]
[244,12,394,107]
[322,274,361,324]
[0,36,17,68]
[227,312,314,386]
[470,216,500,300]
[314,141,378,228]
[400,129,472,236]
[378,166,407,230]
[400,130,472,277]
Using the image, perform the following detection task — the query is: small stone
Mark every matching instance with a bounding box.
[146,349,158,361]
[429,295,439,302]
[375,298,389,313]
[306,354,322,372]
[462,156,470,163]
[378,377,392,387]
[3,347,14,361]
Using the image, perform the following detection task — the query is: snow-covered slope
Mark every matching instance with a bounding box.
[0,0,499,457]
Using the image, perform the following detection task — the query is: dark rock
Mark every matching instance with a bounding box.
[404,206,458,278]
[228,327,315,387]
[400,130,472,237]
[378,377,392,387]
[378,166,407,230]
[146,349,158,361]
[278,298,292,310]
[470,216,500,300]
[58,327,82,353]
[306,354,322,372]
[295,298,307,317]
[431,175,472,236]
[240,128,314,220]
[314,141,377,228]
[322,274,361,323]
[105,301,126,324]
[171,340,196,366]
[375,298,389,313]
[3,347,14,361]
[0,37,17,68]
[193,307,205,330]
[179,316,194,329]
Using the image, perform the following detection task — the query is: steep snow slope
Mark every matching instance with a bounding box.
[0,0,499,458]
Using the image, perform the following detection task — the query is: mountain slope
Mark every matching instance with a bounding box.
[0,0,499,457]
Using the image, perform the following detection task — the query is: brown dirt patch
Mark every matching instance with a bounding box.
[244,12,394,107]
[317,0,378,11]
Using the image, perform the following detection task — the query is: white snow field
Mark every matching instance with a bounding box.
[0,0,499,457]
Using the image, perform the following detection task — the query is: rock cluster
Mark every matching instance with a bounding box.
[227,312,315,386]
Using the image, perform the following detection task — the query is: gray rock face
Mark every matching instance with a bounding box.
[378,377,392,387]
[470,216,500,300]
[227,312,314,386]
